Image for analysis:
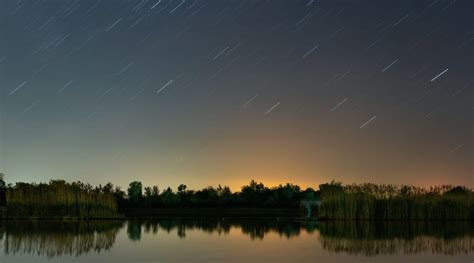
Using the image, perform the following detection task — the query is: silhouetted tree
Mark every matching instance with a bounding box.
[0,173,6,206]
[161,187,179,206]
[144,187,152,198]
[127,181,143,204]
[177,184,187,193]
[152,186,160,196]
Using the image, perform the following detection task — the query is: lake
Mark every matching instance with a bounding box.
[0,219,472,262]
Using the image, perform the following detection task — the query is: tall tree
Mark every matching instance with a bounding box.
[127,181,143,203]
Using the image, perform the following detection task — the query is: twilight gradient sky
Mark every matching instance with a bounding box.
[1,0,472,190]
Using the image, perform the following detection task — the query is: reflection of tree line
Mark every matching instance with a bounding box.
[0,220,123,257]
[321,235,472,256]
[126,218,318,240]
[318,221,473,255]
[1,219,472,257]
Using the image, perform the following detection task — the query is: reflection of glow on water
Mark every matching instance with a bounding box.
[0,220,472,257]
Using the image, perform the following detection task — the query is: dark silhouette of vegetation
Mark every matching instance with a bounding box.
[318,181,473,220]
[127,181,143,204]
[3,180,118,218]
[119,180,317,211]
[0,173,6,206]
[118,180,472,221]
[0,173,472,220]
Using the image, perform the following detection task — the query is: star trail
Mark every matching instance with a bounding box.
[0,0,472,190]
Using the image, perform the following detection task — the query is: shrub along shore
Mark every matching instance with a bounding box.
[0,175,472,220]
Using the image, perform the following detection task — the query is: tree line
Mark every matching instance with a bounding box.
[0,173,472,220]
[117,180,317,210]
[118,179,472,220]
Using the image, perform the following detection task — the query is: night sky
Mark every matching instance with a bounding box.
[1,0,472,190]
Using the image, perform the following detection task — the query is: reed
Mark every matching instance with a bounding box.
[4,180,119,218]
[318,182,473,221]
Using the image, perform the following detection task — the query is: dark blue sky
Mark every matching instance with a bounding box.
[1,0,472,189]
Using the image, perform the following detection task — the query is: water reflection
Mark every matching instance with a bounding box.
[134,218,318,240]
[0,219,471,257]
[0,220,123,257]
[318,221,473,256]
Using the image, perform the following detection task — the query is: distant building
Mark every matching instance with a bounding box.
[300,200,321,218]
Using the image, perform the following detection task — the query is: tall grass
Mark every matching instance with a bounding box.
[4,180,118,218]
[318,182,473,220]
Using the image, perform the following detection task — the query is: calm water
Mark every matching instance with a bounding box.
[0,219,472,262]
